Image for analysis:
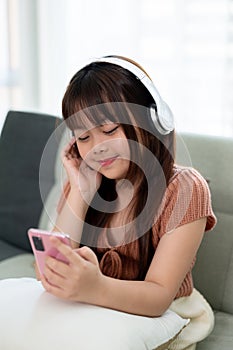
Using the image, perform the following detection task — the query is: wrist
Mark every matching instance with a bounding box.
[69,187,96,205]
[92,274,109,306]
[68,189,89,210]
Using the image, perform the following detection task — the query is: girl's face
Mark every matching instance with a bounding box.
[74,122,130,180]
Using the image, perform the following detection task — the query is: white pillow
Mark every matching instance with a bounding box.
[0,278,188,350]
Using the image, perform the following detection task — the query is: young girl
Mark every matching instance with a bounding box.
[39,55,216,349]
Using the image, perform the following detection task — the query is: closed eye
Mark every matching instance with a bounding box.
[78,135,89,141]
[103,125,119,135]
[77,125,119,141]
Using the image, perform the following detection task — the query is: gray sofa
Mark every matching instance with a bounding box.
[177,133,233,350]
[0,110,61,270]
[0,111,232,349]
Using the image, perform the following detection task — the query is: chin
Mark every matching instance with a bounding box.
[100,169,126,180]
[100,161,129,180]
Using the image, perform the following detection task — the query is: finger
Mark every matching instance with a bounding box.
[45,256,70,278]
[66,137,77,152]
[61,137,77,158]
[44,262,66,287]
[40,274,65,298]
[49,236,83,265]
[34,262,41,281]
[61,150,81,171]
[77,246,99,265]
[70,136,76,143]
[67,136,76,148]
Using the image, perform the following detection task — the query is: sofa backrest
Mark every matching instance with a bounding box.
[38,127,68,231]
[0,111,61,253]
[176,133,233,313]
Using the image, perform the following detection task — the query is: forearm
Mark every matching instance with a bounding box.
[41,239,174,316]
[91,276,173,317]
[53,190,88,246]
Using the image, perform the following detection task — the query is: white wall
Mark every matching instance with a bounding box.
[1,0,233,136]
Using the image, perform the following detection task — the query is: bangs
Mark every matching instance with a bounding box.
[65,100,138,132]
[62,61,143,131]
[65,103,124,131]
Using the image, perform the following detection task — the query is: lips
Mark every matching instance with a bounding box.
[98,155,118,167]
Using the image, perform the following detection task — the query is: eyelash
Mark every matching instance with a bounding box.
[104,125,119,134]
[78,125,119,141]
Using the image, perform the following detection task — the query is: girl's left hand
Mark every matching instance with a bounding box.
[40,236,104,303]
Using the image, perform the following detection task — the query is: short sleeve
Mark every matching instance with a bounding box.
[154,167,217,240]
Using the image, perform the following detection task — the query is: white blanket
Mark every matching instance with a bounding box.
[168,288,214,350]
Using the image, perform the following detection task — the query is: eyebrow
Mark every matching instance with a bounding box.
[100,122,117,127]
[75,122,117,132]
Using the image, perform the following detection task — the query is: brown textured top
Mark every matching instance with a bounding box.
[57,165,217,299]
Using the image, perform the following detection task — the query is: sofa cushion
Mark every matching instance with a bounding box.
[177,133,233,314]
[0,253,35,279]
[0,111,61,256]
[197,311,233,350]
[192,212,233,314]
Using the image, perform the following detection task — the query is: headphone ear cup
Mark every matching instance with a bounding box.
[96,55,175,135]
[159,101,175,133]
[149,103,174,135]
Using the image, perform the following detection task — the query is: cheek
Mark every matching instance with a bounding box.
[76,144,87,161]
[78,146,94,166]
[114,139,130,158]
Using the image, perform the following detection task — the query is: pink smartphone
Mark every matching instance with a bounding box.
[28,228,71,275]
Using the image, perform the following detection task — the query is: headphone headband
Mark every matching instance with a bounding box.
[96,56,175,135]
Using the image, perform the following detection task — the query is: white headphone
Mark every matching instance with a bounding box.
[96,56,175,135]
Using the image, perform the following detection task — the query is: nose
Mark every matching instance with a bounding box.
[93,141,109,155]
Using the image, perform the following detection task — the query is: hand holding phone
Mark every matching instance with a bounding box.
[28,228,71,276]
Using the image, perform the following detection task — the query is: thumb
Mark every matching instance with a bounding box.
[77,246,98,265]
